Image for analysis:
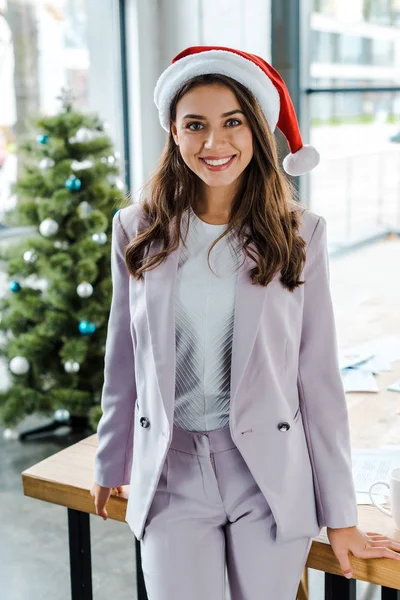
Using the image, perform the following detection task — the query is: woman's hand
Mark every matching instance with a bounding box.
[90,482,123,520]
[327,526,400,579]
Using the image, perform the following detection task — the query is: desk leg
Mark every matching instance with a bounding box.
[68,509,93,600]
[325,574,356,599]
[135,538,148,600]
[382,588,400,599]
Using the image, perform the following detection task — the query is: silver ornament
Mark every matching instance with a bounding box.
[54,240,69,250]
[71,159,93,171]
[39,218,59,237]
[64,360,80,373]
[70,127,94,143]
[9,356,30,375]
[23,249,38,263]
[91,232,107,245]
[39,157,55,170]
[107,174,124,190]
[78,201,93,218]
[3,428,18,440]
[76,281,93,298]
[54,408,71,423]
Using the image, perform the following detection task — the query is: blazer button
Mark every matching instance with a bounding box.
[140,417,150,428]
[278,422,290,432]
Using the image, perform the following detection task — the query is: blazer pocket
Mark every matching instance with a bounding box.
[293,405,301,423]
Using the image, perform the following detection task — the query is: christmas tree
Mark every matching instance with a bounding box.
[0,88,130,439]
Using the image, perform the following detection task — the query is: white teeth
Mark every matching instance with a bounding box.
[202,156,233,166]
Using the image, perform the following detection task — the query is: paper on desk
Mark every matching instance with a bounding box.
[352,448,400,500]
[388,379,400,393]
[339,335,400,371]
[357,354,393,374]
[340,368,379,393]
[356,491,386,505]
[338,349,375,370]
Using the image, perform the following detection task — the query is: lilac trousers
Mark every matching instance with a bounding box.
[139,422,313,600]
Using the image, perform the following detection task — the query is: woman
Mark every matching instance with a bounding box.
[91,46,400,599]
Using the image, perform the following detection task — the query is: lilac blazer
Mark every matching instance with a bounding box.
[94,202,358,544]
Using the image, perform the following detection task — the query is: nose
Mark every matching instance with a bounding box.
[203,128,227,151]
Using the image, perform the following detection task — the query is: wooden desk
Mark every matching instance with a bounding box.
[22,433,400,600]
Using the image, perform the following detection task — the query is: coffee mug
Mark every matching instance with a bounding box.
[369,467,400,531]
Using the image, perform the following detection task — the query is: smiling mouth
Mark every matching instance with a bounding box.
[199,155,237,169]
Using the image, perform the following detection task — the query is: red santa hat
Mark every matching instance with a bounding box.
[154,45,320,176]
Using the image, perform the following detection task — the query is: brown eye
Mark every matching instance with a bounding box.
[226,119,241,127]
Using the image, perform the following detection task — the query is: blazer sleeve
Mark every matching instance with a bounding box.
[297,215,358,529]
[94,209,137,488]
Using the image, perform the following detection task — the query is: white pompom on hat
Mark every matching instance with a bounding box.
[154,45,320,176]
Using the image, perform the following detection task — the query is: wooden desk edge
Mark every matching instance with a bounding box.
[306,540,400,590]
[21,435,400,590]
[21,472,127,523]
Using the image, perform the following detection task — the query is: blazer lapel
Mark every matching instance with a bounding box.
[144,213,275,426]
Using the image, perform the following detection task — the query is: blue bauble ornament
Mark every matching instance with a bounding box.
[36,134,49,144]
[78,320,96,335]
[65,175,82,191]
[9,281,21,293]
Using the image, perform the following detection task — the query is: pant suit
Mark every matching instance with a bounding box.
[94,201,358,599]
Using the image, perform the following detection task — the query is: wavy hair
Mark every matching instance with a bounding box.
[123,73,308,292]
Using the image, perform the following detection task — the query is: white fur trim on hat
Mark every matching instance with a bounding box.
[282,145,320,177]
[154,49,280,133]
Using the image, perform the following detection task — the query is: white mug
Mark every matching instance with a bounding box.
[369,467,400,531]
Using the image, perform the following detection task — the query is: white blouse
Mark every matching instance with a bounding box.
[173,206,242,432]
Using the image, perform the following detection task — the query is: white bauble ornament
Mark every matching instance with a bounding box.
[39,157,55,170]
[64,360,80,373]
[70,127,94,143]
[54,408,71,423]
[39,218,59,237]
[9,356,30,375]
[77,201,93,218]
[107,174,124,190]
[101,154,117,165]
[91,232,107,245]
[54,240,69,250]
[71,159,93,171]
[23,249,38,263]
[76,281,93,298]
[3,428,18,440]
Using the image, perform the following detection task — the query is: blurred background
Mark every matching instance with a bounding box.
[1,1,400,599]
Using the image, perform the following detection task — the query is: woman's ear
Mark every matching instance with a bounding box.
[170,122,179,145]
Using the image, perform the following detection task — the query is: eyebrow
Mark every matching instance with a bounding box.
[182,109,245,120]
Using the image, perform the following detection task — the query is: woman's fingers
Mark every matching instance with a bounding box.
[359,546,400,560]
[368,539,400,551]
[90,483,123,521]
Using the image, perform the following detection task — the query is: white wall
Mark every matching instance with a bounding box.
[125,0,271,199]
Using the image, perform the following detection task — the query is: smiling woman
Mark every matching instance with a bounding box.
[124,69,311,291]
[171,84,254,192]
[92,46,400,600]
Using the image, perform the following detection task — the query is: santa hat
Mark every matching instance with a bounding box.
[154,45,320,176]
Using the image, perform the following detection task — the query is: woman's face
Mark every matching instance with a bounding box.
[171,84,253,189]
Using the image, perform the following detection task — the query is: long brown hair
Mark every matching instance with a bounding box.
[123,73,308,292]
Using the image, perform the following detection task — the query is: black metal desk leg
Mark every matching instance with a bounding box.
[135,538,148,600]
[68,509,93,600]
[382,587,400,600]
[325,573,357,600]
